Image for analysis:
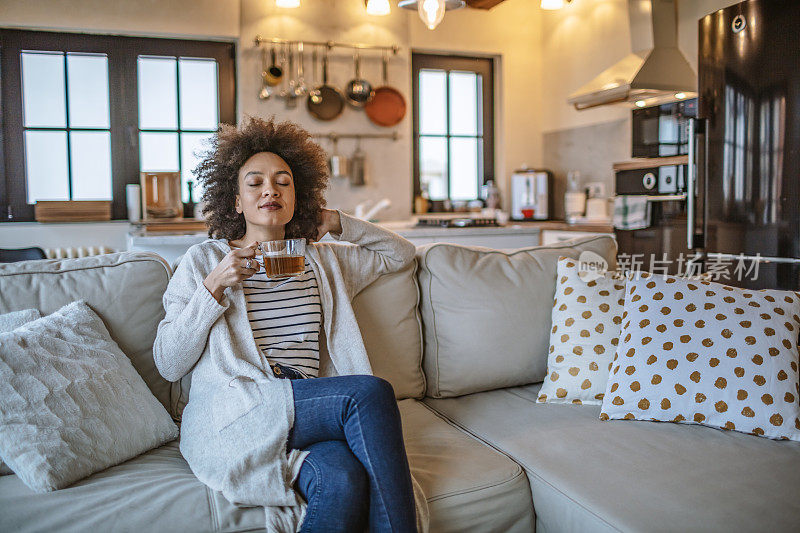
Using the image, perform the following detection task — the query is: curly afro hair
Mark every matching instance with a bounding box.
[195,116,329,241]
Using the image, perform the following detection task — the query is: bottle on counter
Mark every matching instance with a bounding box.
[483,179,501,210]
[183,180,196,219]
[564,171,585,224]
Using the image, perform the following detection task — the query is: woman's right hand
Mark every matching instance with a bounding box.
[203,241,260,303]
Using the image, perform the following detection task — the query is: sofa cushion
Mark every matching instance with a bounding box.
[424,382,800,532]
[0,252,174,416]
[602,273,800,441]
[0,439,268,532]
[353,261,425,400]
[0,300,178,493]
[538,257,625,405]
[398,399,534,533]
[416,236,618,398]
[0,400,534,533]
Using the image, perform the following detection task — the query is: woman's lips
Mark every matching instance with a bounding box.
[260,203,282,211]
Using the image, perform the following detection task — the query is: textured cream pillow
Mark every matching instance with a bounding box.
[538,257,626,405]
[601,273,800,441]
[0,309,42,476]
[0,301,178,492]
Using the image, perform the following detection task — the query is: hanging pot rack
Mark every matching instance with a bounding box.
[254,35,399,54]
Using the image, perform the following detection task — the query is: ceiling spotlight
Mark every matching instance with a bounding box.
[675,92,687,99]
[365,0,391,16]
[399,0,465,30]
[276,0,300,7]
[635,100,647,107]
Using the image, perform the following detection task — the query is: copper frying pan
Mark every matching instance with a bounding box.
[365,53,406,127]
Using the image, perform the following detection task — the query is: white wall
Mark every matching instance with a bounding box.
[0,0,240,39]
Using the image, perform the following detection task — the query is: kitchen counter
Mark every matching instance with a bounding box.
[127,219,613,265]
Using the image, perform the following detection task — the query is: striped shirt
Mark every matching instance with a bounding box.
[242,258,321,379]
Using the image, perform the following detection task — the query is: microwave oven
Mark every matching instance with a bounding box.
[631,98,697,158]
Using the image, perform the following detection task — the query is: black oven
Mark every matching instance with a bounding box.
[631,98,696,158]
[614,162,692,275]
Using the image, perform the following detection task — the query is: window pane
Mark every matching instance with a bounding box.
[420,136,447,201]
[21,51,66,128]
[24,130,69,203]
[449,71,480,136]
[67,53,110,128]
[140,132,179,171]
[70,131,112,200]
[179,58,219,130]
[419,69,446,135]
[180,132,213,203]
[138,56,178,129]
[449,137,479,201]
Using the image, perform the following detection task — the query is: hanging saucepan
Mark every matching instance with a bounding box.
[365,52,406,127]
[307,47,345,121]
[263,43,283,87]
[345,51,374,108]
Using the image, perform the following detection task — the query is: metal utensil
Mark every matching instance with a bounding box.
[328,135,349,179]
[292,42,307,98]
[308,46,322,104]
[258,47,271,100]
[264,43,283,86]
[345,51,374,108]
[349,138,367,186]
[365,51,406,126]
[284,43,298,108]
[307,46,345,121]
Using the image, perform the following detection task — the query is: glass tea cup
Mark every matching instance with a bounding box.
[258,238,306,279]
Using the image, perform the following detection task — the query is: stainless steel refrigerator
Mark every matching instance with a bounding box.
[690,0,800,289]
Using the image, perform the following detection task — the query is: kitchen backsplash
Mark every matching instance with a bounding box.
[542,118,630,220]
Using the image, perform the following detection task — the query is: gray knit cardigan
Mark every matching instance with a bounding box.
[153,211,430,532]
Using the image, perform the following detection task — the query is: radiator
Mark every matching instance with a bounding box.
[44,246,116,259]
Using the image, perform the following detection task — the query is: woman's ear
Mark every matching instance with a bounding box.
[235,196,242,214]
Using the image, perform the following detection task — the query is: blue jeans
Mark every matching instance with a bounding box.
[286,374,417,533]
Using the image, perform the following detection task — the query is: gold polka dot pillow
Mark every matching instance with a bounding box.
[538,257,626,405]
[600,273,800,441]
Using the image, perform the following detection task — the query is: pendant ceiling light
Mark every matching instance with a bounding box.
[276,0,300,8]
[365,0,391,16]
[399,0,465,30]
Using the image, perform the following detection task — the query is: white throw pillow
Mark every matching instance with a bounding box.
[0,301,178,492]
[538,257,626,405]
[0,308,43,476]
[601,273,800,441]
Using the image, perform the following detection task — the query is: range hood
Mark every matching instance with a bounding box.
[567,0,697,110]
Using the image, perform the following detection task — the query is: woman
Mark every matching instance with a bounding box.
[153,117,429,533]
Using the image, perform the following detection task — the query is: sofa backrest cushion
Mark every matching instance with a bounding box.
[0,252,173,414]
[351,261,426,399]
[416,236,618,398]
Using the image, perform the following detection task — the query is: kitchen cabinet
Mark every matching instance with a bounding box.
[540,229,615,246]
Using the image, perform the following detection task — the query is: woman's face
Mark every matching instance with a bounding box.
[235,152,296,228]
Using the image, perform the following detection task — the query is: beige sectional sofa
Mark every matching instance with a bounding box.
[2,235,799,532]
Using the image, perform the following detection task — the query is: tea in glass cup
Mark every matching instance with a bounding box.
[259,239,306,279]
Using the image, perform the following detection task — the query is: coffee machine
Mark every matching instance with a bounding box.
[510,168,552,220]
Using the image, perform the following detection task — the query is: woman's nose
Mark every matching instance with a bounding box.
[262,188,279,198]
